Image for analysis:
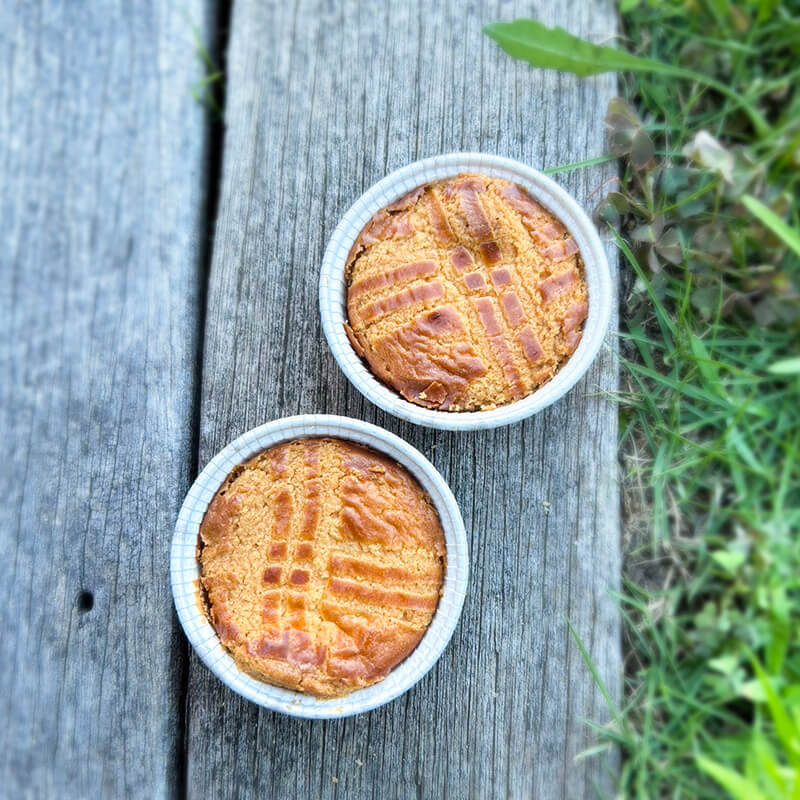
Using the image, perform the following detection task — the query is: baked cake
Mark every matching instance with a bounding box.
[198,437,445,698]
[345,173,589,411]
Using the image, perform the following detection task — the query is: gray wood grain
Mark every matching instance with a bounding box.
[188,1,620,798]
[0,1,214,796]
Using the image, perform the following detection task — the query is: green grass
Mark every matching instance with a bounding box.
[487,2,800,796]
[191,24,224,118]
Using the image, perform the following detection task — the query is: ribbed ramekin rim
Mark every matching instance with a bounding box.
[319,152,612,430]
[170,413,469,718]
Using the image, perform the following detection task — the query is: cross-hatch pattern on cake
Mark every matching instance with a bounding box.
[198,438,446,698]
[344,173,589,411]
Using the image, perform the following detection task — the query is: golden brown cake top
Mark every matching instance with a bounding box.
[198,437,445,698]
[345,173,588,411]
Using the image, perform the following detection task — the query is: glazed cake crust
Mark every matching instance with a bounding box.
[345,173,589,411]
[198,438,446,698]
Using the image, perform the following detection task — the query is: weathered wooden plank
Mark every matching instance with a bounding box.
[0,1,214,796]
[189,1,619,798]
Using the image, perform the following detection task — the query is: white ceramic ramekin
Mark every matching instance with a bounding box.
[171,414,468,719]
[319,153,613,430]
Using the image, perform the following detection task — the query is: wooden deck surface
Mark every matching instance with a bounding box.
[1,1,620,797]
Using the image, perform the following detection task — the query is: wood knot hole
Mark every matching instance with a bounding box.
[76,590,94,613]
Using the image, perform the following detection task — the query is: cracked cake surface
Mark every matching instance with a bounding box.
[345,173,589,411]
[198,437,446,698]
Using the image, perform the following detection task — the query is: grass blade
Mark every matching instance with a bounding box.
[696,756,770,800]
[567,619,624,726]
[750,658,800,769]
[742,195,800,258]
[542,154,618,174]
[767,358,800,376]
[484,19,770,135]
[484,19,674,77]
